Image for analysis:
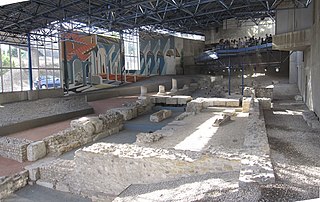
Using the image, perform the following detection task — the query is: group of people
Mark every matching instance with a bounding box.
[216,34,273,50]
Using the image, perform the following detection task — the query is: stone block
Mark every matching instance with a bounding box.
[258,98,271,110]
[166,97,178,105]
[173,96,192,105]
[110,107,138,121]
[225,99,240,107]
[213,115,231,127]
[186,100,203,113]
[36,180,54,189]
[136,132,163,143]
[70,117,95,136]
[150,110,172,122]
[242,97,251,113]
[243,87,252,97]
[27,167,40,181]
[91,75,103,85]
[27,141,46,161]
[294,95,303,101]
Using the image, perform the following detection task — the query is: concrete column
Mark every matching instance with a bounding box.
[138,86,148,100]
[289,51,299,84]
[170,78,178,93]
[157,85,166,95]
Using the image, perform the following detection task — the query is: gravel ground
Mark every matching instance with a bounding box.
[260,98,320,201]
[0,96,92,127]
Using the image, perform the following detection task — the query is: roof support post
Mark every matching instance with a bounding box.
[27,33,33,91]
[62,39,69,93]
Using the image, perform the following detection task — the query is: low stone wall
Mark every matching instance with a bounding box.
[239,99,275,188]
[186,98,240,113]
[43,110,124,156]
[72,143,240,198]
[0,137,32,162]
[0,170,29,199]
[111,99,154,121]
[151,95,192,105]
[255,87,273,100]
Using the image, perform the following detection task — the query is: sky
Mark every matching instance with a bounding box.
[0,0,29,6]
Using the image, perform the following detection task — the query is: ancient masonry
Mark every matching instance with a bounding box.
[0,77,281,201]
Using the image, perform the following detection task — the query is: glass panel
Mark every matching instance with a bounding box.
[32,69,39,89]
[46,49,53,68]
[2,68,12,92]
[21,68,30,91]
[31,47,39,68]
[1,44,10,68]
[0,71,2,93]
[21,48,28,68]
[11,46,19,68]
[45,41,52,49]
[53,50,60,69]
[38,48,45,68]
[12,68,21,91]
[52,40,59,49]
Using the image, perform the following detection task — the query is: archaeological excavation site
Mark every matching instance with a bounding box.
[0,1,320,202]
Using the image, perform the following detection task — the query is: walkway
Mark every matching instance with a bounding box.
[260,86,320,201]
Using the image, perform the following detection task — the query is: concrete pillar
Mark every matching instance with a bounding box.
[289,51,302,84]
[138,86,148,100]
[157,85,166,95]
[170,78,178,93]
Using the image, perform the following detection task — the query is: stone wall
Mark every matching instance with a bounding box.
[43,110,123,156]
[111,99,154,121]
[239,99,275,187]
[72,143,240,198]
[0,170,29,199]
[255,87,273,100]
[186,98,240,113]
[0,137,32,162]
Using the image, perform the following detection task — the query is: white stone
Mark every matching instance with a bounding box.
[36,180,54,189]
[150,110,172,122]
[27,167,40,181]
[138,86,148,100]
[27,141,46,162]
[242,97,251,113]
[157,85,166,95]
[170,78,178,93]
[91,75,103,85]
[166,97,178,105]
[294,95,303,101]
[173,96,192,105]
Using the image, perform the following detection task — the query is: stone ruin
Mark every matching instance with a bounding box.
[0,76,279,201]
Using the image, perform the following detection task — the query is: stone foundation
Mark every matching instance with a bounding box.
[0,170,29,199]
[151,95,192,105]
[0,137,32,162]
[73,143,240,198]
[239,99,275,187]
[186,98,240,113]
[43,110,124,156]
[255,87,273,100]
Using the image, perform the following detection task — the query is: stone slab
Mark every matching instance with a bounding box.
[27,141,47,162]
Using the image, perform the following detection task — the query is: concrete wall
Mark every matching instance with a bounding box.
[205,18,275,45]
[0,88,64,105]
[282,1,320,116]
[276,3,314,34]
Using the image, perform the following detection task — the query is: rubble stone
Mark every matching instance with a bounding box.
[0,137,32,162]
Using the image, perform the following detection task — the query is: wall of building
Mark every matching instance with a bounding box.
[205,18,275,45]
[275,3,314,34]
[285,1,320,116]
